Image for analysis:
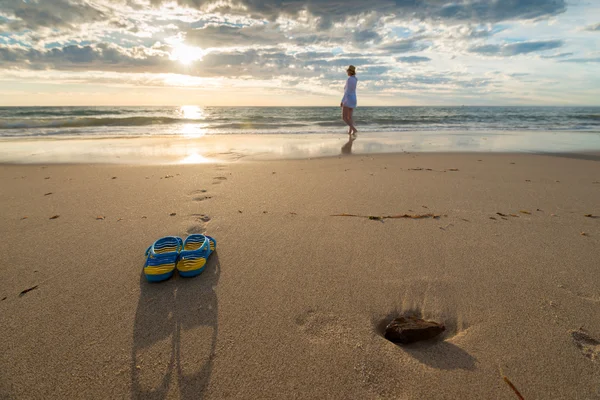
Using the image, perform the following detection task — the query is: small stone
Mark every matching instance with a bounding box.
[112,177,117,179]
[49,215,60,220]
[384,316,445,344]
[170,213,176,216]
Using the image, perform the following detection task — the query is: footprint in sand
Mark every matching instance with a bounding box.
[193,214,211,223]
[295,309,349,344]
[186,224,206,234]
[571,330,600,362]
[193,196,213,202]
[212,177,227,185]
[186,214,211,234]
[188,189,212,201]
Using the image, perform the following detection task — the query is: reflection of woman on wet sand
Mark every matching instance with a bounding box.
[341,136,355,155]
[341,65,358,137]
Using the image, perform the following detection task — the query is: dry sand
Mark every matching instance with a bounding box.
[0,152,599,399]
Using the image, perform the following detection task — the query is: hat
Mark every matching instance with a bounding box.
[346,65,356,74]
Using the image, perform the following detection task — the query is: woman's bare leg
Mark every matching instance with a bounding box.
[346,107,357,135]
[342,107,351,134]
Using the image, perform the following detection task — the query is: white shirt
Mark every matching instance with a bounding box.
[341,76,358,108]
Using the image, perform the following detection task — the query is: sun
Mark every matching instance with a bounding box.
[170,44,205,65]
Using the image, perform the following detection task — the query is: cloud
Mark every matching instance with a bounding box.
[379,37,430,53]
[396,56,431,63]
[559,57,600,63]
[584,23,600,32]
[184,21,383,50]
[0,43,172,72]
[469,40,563,56]
[540,52,573,59]
[0,0,107,30]
[148,0,566,24]
[0,42,385,80]
[353,29,382,44]
[184,24,284,48]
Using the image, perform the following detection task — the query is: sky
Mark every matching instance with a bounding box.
[0,0,599,106]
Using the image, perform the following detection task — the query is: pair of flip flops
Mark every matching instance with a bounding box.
[143,234,216,282]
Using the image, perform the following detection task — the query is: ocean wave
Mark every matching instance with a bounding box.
[210,122,309,129]
[1,106,599,138]
[0,116,204,129]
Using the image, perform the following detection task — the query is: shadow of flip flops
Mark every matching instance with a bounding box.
[131,254,220,399]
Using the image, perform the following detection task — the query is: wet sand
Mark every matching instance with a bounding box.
[2,129,600,164]
[0,152,599,399]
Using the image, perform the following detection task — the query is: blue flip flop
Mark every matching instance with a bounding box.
[177,234,217,278]
[143,236,183,282]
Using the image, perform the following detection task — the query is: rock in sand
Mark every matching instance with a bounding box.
[384,316,445,344]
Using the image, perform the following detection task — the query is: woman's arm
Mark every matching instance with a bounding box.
[341,77,351,106]
[346,77,357,94]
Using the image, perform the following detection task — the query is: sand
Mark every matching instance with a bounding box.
[0,152,599,399]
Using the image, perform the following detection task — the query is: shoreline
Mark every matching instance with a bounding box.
[1,130,600,164]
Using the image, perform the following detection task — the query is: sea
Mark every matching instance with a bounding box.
[1,106,599,138]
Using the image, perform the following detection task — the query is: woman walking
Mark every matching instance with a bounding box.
[341,65,358,136]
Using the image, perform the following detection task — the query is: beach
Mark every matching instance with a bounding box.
[1,151,599,399]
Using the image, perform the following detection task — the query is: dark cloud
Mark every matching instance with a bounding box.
[540,52,573,59]
[396,56,431,63]
[469,40,563,56]
[0,0,106,30]
[559,57,600,63]
[584,23,600,32]
[352,29,381,44]
[379,37,430,53]
[149,0,566,24]
[0,43,171,72]
[185,24,284,48]
[184,23,382,50]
